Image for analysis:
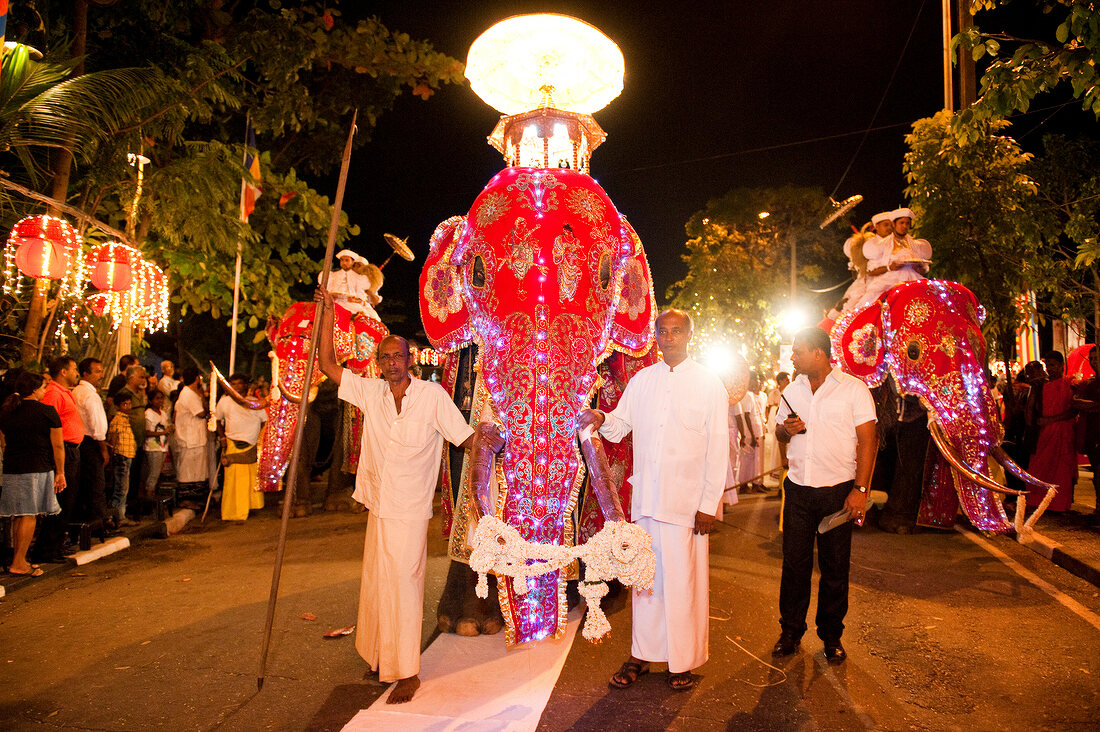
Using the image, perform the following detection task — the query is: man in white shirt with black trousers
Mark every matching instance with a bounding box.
[774,326,877,664]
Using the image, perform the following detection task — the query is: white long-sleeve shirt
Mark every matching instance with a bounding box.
[599,357,730,528]
[73,379,107,441]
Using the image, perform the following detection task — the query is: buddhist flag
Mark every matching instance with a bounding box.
[240,119,262,220]
[0,1,8,47]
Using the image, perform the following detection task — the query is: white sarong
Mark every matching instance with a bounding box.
[175,444,208,483]
[631,516,710,673]
[356,513,429,683]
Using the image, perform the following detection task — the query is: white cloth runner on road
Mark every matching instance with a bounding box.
[342,607,581,732]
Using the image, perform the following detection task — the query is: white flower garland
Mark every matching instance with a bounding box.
[469,515,656,642]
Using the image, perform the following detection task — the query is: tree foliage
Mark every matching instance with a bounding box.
[955,0,1100,138]
[903,109,1046,359]
[667,186,846,368]
[0,0,464,362]
[1025,134,1100,327]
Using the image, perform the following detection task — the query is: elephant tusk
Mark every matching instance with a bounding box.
[928,421,1027,496]
[989,445,1058,495]
[578,425,627,523]
[469,422,505,517]
[209,362,268,410]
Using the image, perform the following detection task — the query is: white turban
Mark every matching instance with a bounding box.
[891,208,915,222]
[871,211,893,225]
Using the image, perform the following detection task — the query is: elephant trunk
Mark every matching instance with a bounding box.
[470,422,505,516]
[578,425,626,523]
[257,397,299,491]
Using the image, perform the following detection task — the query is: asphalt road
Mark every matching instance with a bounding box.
[2,492,1099,731]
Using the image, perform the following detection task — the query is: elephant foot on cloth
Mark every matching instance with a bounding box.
[437,560,504,636]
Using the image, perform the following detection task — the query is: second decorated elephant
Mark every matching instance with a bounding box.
[832,279,1055,535]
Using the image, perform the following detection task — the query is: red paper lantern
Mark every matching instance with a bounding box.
[87,242,133,292]
[10,215,80,280]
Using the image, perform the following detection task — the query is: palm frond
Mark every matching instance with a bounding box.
[0,64,169,162]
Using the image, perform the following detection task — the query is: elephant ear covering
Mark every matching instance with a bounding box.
[420,215,474,351]
[831,300,888,386]
[608,216,656,356]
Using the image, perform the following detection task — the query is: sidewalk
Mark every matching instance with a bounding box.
[1018,467,1100,587]
[0,507,195,599]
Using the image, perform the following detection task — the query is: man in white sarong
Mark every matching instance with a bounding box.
[855,207,932,309]
[316,287,474,705]
[173,367,209,492]
[579,309,728,692]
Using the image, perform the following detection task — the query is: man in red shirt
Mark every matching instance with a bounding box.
[35,355,85,563]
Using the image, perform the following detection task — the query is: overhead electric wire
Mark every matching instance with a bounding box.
[828,0,929,200]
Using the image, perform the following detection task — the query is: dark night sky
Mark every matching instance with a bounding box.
[336,1,953,333]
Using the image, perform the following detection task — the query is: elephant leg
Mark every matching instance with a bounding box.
[323,410,358,512]
[879,420,931,533]
[436,560,504,636]
[289,413,321,518]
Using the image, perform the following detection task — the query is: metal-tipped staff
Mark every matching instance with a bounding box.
[257,110,358,691]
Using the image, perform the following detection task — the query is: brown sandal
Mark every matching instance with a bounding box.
[667,671,695,691]
[609,660,649,689]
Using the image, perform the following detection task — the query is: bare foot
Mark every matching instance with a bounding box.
[386,675,420,704]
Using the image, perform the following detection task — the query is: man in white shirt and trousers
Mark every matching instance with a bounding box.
[773,327,877,663]
[579,309,729,692]
[316,286,474,705]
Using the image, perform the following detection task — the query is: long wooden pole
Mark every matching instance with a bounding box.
[257,110,358,690]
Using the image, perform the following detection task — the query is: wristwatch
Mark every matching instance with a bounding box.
[854,485,868,494]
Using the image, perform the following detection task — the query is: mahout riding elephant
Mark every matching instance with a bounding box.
[419,167,657,645]
[831,279,1055,535]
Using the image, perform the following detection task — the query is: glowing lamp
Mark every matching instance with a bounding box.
[87,241,134,292]
[466,14,624,116]
[9,215,80,280]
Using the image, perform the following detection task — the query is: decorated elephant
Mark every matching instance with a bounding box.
[831,279,1055,535]
[419,166,658,645]
[250,301,387,504]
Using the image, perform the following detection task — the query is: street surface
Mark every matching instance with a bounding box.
[1,492,1099,731]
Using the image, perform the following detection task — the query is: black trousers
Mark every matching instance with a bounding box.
[78,436,109,523]
[779,478,854,642]
[36,441,81,557]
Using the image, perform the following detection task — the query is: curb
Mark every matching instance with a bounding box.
[1017,530,1100,589]
[0,509,195,597]
[1051,546,1100,588]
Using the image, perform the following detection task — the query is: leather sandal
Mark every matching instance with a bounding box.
[667,671,695,691]
[609,660,649,689]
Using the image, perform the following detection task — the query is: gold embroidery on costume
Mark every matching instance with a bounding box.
[553,224,583,301]
[566,187,604,225]
[475,191,510,229]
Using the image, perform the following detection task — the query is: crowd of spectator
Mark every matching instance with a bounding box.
[1,354,267,573]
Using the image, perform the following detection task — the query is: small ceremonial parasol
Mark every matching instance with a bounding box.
[380,233,415,269]
[819,194,864,229]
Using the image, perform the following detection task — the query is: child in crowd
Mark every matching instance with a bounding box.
[142,390,173,501]
[108,393,138,527]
